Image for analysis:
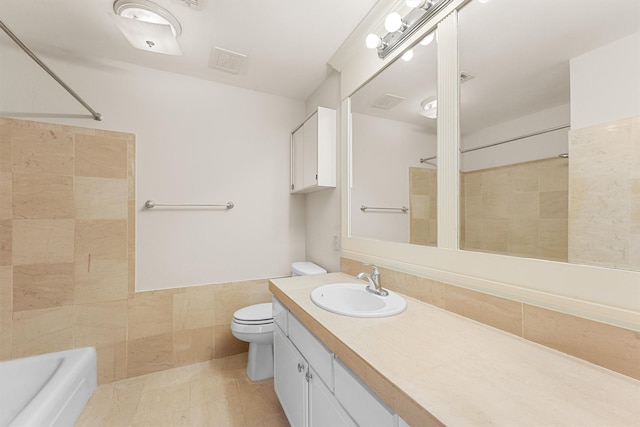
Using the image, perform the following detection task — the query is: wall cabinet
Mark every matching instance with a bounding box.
[273,298,406,427]
[290,107,336,193]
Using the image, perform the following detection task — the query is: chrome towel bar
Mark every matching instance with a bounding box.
[360,205,408,213]
[144,200,234,209]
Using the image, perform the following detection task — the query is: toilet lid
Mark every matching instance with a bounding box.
[233,303,273,324]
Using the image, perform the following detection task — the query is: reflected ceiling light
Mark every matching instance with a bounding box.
[112,0,182,55]
[419,32,435,46]
[420,97,437,119]
[366,0,452,59]
[401,49,414,61]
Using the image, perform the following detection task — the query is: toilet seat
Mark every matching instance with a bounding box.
[232,303,273,325]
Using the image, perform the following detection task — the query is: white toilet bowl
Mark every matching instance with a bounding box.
[230,262,327,382]
[230,303,275,381]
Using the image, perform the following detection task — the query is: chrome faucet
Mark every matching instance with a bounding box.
[356,264,389,296]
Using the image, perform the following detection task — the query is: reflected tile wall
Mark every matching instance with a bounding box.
[461,157,569,262]
[341,257,640,380]
[0,118,271,385]
[409,167,437,246]
[568,115,640,270]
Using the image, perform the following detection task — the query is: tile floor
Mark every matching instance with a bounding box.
[76,353,289,427]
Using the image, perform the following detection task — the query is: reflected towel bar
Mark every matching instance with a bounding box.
[144,200,234,209]
[361,205,408,213]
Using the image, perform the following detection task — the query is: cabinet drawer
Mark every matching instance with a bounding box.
[288,314,334,390]
[334,358,394,427]
[272,297,288,335]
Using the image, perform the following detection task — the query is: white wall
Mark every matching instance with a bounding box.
[570,32,640,130]
[461,104,570,172]
[303,71,342,272]
[0,43,306,291]
[351,113,435,243]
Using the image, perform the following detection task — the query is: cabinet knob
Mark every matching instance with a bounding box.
[297,362,305,373]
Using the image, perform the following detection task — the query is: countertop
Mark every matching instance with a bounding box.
[269,272,640,426]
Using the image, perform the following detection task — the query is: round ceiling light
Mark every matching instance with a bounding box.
[113,0,182,37]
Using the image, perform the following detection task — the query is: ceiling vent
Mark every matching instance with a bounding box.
[177,0,200,7]
[209,47,247,75]
[371,94,405,110]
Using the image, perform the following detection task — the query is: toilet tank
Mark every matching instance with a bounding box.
[291,262,327,276]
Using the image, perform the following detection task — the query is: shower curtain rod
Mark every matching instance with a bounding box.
[0,19,102,121]
[420,124,570,163]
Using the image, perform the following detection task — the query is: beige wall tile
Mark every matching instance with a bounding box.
[483,194,508,219]
[75,260,128,304]
[12,305,74,358]
[12,173,74,219]
[213,280,271,325]
[128,200,135,252]
[539,158,568,192]
[127,333,174,377]
[214,324,248,358]
[12,219,74,265]
[508,192,539,218]
[0,265,12,360]
[173,327,214,367]
[0,172,11,220]
[75,133,127,179]
[0,125,11,173]
[540,190,568,219]
[523,305,640,380]
[74,300,127,347]
[11,127,74,175]
[95,341,128,384]
[75,177,127,220]
[128,250,135,294]
[340,258,364,277]
[128,292,173,340]
[0,220,11,266]
[507,163,538,193]
[173,287,216,331]
[127,138,135,200]
[445,285,522,336]
[13,263,74,311]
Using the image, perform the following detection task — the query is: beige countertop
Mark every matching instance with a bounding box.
[269,272,640,427]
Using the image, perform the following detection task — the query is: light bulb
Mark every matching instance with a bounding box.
[419,32,435,46]
[384,12,405,33]
[401,49,414,61]
[365,33,382,49]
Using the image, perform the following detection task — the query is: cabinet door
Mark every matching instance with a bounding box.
[302,111,318,189]
[308,366,356,427]
[291,127,304,192]
[274,326,308,427]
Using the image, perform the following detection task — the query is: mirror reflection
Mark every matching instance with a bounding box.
[349,0,639,271]
[458,0,639,271]
[350,30,438,245]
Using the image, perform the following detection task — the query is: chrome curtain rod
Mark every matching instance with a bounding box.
[420,124,570,163]
[0,19,102,121]
[360,205,408,213]
[144,200,235,209]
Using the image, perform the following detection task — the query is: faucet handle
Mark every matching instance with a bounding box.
[364,263,379,278]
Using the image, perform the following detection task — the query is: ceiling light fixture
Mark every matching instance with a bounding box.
[112,0,182,55]
[420,97,438,119]
[366,0,452,59]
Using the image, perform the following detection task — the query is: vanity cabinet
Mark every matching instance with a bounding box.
[290,107,336,194]
[273,297,405,427]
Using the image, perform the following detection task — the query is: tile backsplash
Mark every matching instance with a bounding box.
[341,257,640,380]
[0,118,273,384]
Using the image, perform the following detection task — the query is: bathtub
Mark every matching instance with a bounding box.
[0,347,97,427]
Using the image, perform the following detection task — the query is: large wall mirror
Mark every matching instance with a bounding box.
[349,0,639,272]
[350,28,438,245]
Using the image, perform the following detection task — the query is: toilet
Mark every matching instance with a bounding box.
[230,262,327,381]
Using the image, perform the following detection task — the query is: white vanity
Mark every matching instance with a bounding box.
[273,297,406,427]
[270,272,640,426]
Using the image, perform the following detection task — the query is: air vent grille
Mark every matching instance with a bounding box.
[371,94,405,110]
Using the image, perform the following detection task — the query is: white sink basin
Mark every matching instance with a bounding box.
[310,283,407,318]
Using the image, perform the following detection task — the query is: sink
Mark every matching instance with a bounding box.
[310,283,407,318]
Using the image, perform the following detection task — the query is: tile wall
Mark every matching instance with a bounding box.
[341,257,640,380]
[0,118,273,384]
[568,115,640,270]
[409,167,437,246]
[461,157,569,262]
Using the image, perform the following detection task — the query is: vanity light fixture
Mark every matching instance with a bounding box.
[112,0,183,55]
[401,49,414,61]
[419,31,435,46]
[366,0,452,59]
